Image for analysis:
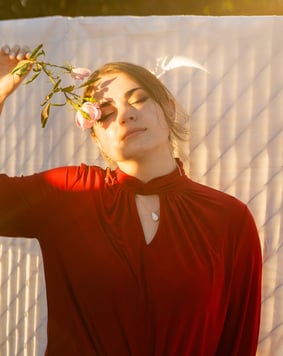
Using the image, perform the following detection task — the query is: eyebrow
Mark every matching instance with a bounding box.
[99,87,144,107]
[125,87,143,99]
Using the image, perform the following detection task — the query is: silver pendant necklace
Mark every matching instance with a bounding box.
[136,195,160,222]
[151,211,159,222]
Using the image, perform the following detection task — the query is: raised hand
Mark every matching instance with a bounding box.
[0,44,31,113]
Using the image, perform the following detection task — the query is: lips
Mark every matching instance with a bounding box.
[121,128,146,141]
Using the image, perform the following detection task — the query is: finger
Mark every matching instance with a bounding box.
[16,45,31,60]
[9,45,20,60]
[0,44,10,55]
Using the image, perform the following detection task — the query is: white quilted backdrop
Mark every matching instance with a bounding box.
[0,16,282,355]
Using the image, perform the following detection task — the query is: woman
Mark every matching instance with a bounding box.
[0,45,262,355]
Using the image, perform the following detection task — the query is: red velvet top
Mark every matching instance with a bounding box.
[0,162,262,355]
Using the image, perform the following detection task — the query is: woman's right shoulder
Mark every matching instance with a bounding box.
[39,164,107,191]
[1,164,109,192]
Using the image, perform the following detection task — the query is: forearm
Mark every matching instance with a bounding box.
[216,206,262,355]
[0,45,31,115]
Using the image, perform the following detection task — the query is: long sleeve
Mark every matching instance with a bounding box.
[0,172,48,237]
[216,205,262,355]
[0,164,106,237]
[0,166,82,237]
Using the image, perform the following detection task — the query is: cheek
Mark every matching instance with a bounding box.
[94,125,116,143]
[93,127,119,156]
[154,107,170,132]
[106,130,117,139]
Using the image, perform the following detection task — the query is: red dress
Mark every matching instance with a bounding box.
[0,162,262,355]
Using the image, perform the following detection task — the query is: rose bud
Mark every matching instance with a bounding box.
[75,102,102,130]
[70,67,91,80]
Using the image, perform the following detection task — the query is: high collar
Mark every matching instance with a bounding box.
[110,159,189,195]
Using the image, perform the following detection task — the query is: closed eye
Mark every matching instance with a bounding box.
[97,111,115,122]
[129,96,149,105]
[97,103,116,123]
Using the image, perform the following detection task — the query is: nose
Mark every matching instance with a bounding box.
[117,104,137,125]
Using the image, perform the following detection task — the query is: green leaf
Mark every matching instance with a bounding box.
[77,108,91,121]
[41,101,51,128]
[61,85,75,93]
[10,61,32,76]
[70,102,81,111]
[63,61,73,72]
[52,79,62,92]
[50,103,66,107]
[25,71,41,85]
[33,64,42,72]
[30,44,44,60]
[41,92,54,107]
[82,96,97,103]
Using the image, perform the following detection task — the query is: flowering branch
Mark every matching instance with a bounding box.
[10,44,101,129]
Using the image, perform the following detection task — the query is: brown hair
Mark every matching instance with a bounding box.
[83,62,189,160]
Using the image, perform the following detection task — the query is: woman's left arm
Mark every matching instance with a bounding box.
[216,205,262,356]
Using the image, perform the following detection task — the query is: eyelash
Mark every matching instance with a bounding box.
[130,96,148,105]
[97,96,149,122]
[98,112,113,122]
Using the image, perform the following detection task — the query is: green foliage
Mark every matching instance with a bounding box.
[11,44,94,128]
[41,101,50,128]
[1,0,283,19]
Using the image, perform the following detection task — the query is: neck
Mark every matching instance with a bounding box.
[117,150,177,183]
